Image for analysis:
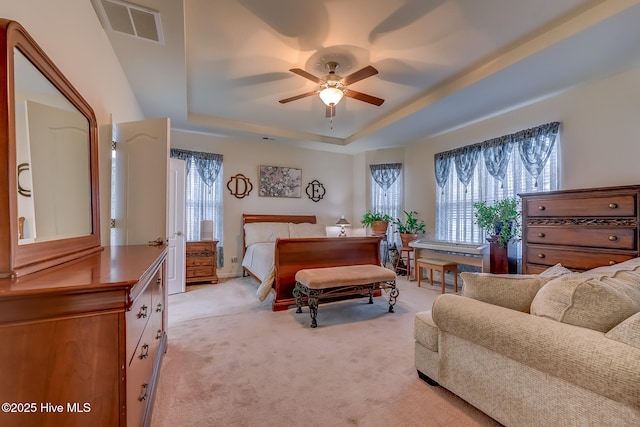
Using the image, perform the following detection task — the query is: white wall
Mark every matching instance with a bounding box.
[403,65,640,234]
[1,0,146,245]
[171,131,356,277]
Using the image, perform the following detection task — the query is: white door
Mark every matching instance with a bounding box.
[111,118,169,245]
[168,158,186,295]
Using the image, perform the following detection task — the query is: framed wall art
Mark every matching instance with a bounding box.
[258,165,302,198]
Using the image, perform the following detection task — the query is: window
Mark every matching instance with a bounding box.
[170,149,224,266]
[435,122,560,266]
[370,163,403,246]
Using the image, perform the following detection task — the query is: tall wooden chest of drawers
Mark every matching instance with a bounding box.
[520,185,640,274]
[185,241,219,284]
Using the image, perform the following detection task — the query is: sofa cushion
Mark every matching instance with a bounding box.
[460,272,552,313]
[414,311,438,352]
[531,266,640,332]
[606,312,640,349]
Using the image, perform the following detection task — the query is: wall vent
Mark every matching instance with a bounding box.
[97,0,164,44]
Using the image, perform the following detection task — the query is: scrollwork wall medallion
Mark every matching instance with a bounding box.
[17,163,31,197]
[227,174,253,199]
[306,179,325,202]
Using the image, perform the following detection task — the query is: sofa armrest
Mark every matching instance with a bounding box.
[432,294,640,409]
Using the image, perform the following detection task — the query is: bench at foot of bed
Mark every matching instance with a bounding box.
[293,264,398,328]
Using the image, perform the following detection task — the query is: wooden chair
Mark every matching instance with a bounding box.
[416,258,458,293]
[395,246,415,278]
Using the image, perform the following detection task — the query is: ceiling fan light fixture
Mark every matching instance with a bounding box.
[319,87,344,106]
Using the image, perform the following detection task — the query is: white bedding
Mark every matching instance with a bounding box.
[242,243,276,301]
[242,221,327,302]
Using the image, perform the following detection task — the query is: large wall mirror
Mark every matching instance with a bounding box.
[1,19,101,278]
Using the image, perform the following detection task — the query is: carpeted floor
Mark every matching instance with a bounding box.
[150,275,501,427]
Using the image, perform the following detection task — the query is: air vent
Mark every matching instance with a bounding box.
[97,0,164,43]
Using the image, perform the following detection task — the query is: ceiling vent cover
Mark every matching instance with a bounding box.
[97,0,164,43]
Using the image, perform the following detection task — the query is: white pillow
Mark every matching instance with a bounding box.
[288,222,327,238]
[244,222,290,246]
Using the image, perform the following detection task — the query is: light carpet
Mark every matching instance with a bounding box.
[150,275,501,427]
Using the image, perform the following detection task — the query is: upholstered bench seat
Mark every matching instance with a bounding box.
[294,264,398,328]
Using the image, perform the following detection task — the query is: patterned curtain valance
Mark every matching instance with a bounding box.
[516,122,560,187]
[370,163,402,193]
[170,148,223,187]
[433,121,560,188]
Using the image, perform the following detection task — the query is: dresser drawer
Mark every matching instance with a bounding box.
[186,256,214,267]
[126,285,153,363]
[525,194,636,217]
[186,266,215,278]
[186,241,215,253]
[525,227,636,250]
[525,245,635,271]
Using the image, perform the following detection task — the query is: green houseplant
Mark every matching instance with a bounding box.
[393,210,426,247]
[473,198,521,246]
[361,211,392,235]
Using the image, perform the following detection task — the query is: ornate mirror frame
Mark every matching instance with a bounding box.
[0,19,101,278]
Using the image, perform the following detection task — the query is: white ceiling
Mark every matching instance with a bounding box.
[92,0,640,154]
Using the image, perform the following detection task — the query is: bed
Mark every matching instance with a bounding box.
[242,214,383,311]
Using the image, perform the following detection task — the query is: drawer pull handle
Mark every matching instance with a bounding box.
[608,203,618,209]
[537,232,545,238]
[537,253,546,259]
[139,343,149,359]
[138,383,148,402]
[156,329,163,340]
[609,261,616,266]
[537,205,546,211]
[137,305,148,319]
[608,235,618,241]
[156,303,162,313]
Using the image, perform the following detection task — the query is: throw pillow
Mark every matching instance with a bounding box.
[530,273,640,332]
[288,222,327,238]
[244,222,290,246]
[539,263,573,278]
[460,272,552,313]
[605,312,640,349]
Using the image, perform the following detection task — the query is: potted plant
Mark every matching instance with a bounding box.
[473,198,521,274]
[360,211,391,235]
[393,210,426,247]
[473,198,521,246]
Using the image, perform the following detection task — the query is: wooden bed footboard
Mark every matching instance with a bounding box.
[272,236,383,311]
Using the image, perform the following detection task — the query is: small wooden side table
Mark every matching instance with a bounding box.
[185,240,219,284]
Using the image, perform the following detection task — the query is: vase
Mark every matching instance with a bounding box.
[400,233,418,248]
[371,221,389,235]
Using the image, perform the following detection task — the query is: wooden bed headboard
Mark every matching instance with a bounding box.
[241,214,317,253]
[242,214,316,225]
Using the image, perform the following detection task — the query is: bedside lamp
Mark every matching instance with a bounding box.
[336,216,350,237]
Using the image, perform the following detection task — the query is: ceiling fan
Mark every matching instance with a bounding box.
[279,62,384,118]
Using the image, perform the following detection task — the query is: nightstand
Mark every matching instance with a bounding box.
[185,240,219,284]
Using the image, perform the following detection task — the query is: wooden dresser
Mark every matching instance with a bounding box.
[0,245,167,427]
[520,185,640,274]
[185,241,219,284]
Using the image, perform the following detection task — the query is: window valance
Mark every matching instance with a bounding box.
[434,122,560,189]
[170,148,223,187]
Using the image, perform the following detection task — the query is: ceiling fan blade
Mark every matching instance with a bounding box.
[279,91,318,104]
[325,104,336,118]
[289,68,324,84]
[342,65,378,86]
[344,90,385,106]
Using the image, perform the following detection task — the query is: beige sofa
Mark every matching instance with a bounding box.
[414,259,640,426]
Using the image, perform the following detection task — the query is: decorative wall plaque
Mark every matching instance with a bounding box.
[306,179,326,202]
[227,173,253,199]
